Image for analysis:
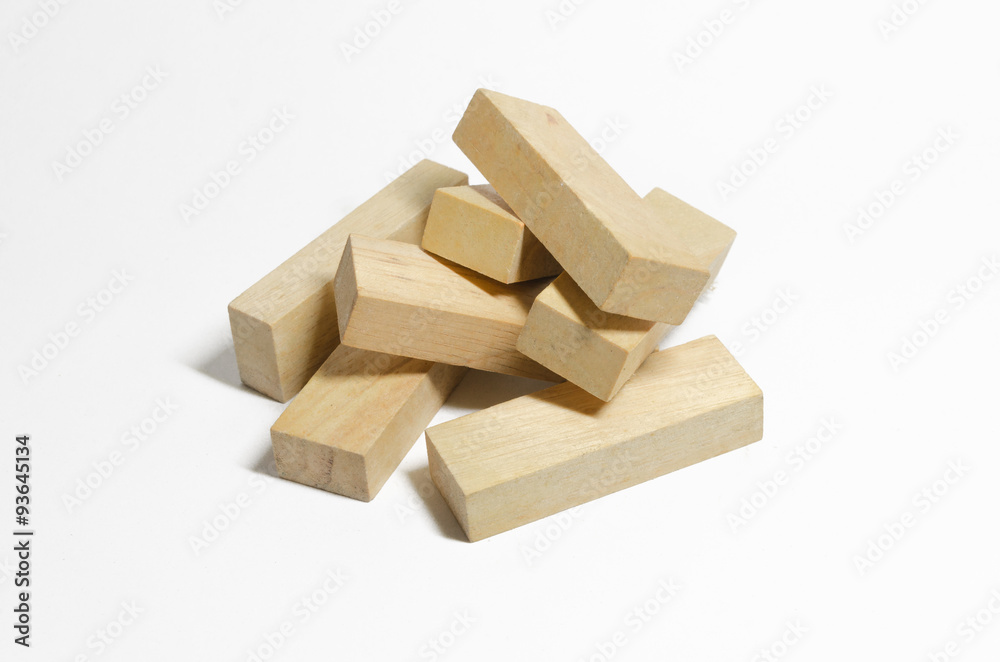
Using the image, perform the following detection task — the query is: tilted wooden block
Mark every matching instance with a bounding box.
[271,344,467,502]
[453,89,709,324]
[421,185,562,284]
[335,235,560,381]
[517,189,736,401]
[516,273,672,402]
[643,187,737,285]
[228,160,467,402]
[426,336,763,541]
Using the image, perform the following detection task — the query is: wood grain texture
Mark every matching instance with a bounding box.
[271,344,467,502]
[334,235,560,381]
[453,89,709,323]
[516,189,736,401]
[421,184,561,283]
[426,336,763,541]
[228,160,467,402]
[516,272,672,402]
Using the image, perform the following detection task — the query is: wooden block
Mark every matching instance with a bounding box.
[334,235,559,381]
[271,344,467,502]
[426,336,763,541]
[453,89,709,324]
[643,187,737,285]
[516,190,736,401]
[516,273,672,401]
[228,160,468,402]
[421,185,561,283]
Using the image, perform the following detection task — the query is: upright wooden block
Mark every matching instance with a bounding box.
[517,189,736,401]
[271,344,467,502]
[426,336,763,541]
[228,160,468,402]
[421,185,562,283]
[453,89,709,324]
[334,235,559,381]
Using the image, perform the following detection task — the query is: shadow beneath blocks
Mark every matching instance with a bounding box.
[406,466,467,542]
[190,342,269,398]
[446,369,556,413]
[251,443,280,479]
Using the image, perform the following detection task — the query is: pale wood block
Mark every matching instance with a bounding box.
[516,273,672,401]
[334,235,559,381]
[643,187,737,287]
[516,190,737,401]
[271,344,467,502]
[421,185,561,283]
[228,160,468,402]
[426,336,763,541]
[453,89,710,323]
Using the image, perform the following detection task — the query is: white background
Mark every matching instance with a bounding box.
[2,0,999,660]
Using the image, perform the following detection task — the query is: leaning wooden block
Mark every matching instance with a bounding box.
[516,273,672,401]
[643,187,737,284]
[421,185,562,283]
[454,89,709,323]
[228,160,468,402]
[335,235,559,381]
[271,344,467,501]
[426,336,763,541]
[516,190,736,401]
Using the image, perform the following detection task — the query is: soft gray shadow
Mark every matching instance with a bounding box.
[192,343,266,397]
[446,369,554,412]
[251,443,279,478]
[406,467,467,542]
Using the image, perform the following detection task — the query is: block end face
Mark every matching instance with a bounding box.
[228,304,286,401]
[271,428,371,501]
[426,432,473,541]
[599,258,710,324]
[333,236,361,342]
[517,299,628,402]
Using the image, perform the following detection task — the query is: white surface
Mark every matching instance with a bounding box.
[2,0,999,659]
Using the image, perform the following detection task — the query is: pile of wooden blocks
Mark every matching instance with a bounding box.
[228,90,764,542]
